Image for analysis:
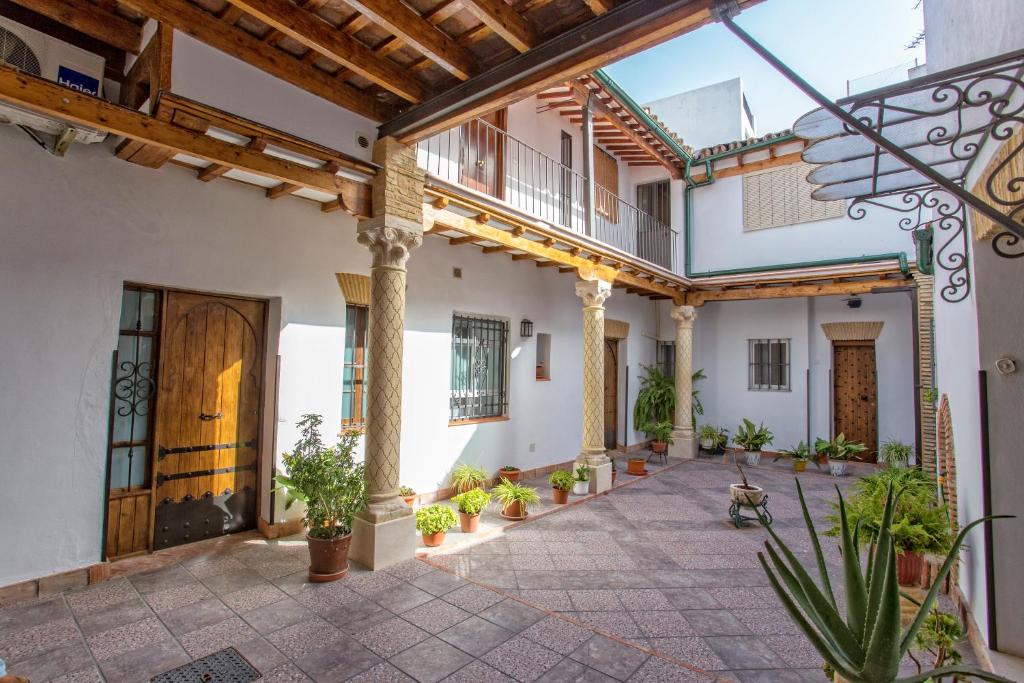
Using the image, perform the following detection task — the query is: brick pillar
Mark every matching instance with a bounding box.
[669,305,698,459]
[350,137,424,570]
[913,272,937,476]
[575,279,613,493]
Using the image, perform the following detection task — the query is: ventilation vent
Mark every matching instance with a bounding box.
[0,27,41,76]
[452,267,462,279]
[356,133,370,149]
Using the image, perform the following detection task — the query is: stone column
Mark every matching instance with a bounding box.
[669,305,698,459]
[575,279,613,493]
[350,137,424,570]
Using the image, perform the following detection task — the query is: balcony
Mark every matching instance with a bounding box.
[417,118,677,272]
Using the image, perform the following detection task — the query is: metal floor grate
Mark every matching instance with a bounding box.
[151,647,260,683]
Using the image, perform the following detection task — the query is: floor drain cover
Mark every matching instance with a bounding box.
[151,647,260,682]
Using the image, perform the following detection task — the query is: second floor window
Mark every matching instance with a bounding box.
[749,338,790,391]
[742,162,844,231]
[342,305,368,426]
[450,314,509,422]
[594,145,619,221]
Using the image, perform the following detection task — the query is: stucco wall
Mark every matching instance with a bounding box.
[644,79,750,151]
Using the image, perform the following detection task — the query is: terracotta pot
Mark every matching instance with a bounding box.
[551,487,570,504]
[627,458,647,476]
[458,512,479,533]
[421,531,446,547]
[499,469,521,482]
[650,440,667,454]
[730,484,765,507]
[306,532,352,582]
[896,551,924,587]
[402,494,416,506]
[501,500,528,520]
[793,460,807,472]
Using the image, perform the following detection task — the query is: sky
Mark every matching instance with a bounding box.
[603,0,926,135]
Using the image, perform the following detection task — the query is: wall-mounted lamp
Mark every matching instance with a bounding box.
[520,319,534,338]
[845,296,863,309]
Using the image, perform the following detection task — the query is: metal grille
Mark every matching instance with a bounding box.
[450,314,508,421]
[749,338,790,391]
[152,647,259,683]
[0,28,41,75]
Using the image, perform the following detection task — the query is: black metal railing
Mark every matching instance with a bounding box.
[417,118,677,271]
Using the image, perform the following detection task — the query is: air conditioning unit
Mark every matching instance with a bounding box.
[0,16,108,153]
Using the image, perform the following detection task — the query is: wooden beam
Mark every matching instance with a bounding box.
[536,260,559,267]
[222,0,426,103]
[8,0,142,54]
[461,0,539,52]
[448,235,481,245]
[482,245,512,253]
[343,0,478,80]
[686,277,910,305]
[0,66,371,216]
[119,0,387,121]
[689,150,804,181]
[584,0,615,15]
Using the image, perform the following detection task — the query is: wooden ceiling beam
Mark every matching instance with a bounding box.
[686,277,910,306]
[461,0,539,53]
[584,0,615,16]
[119,0,388,121]
[8,0,142,54]
[343,0,478,80]
[689,150,805,181]
[221,0,425,103]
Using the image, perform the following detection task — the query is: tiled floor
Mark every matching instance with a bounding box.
[0,454,974,682]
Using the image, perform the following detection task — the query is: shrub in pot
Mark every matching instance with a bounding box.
[451,488,490,533]
[644,420,674,455]
[734,418,773,466]
[698,424,728,454]
[493,478,540,520]
[450,463,488,494]
[416,504,457,547]
[274,414,366,582]
[572,464,590,495]
[730,459,765,507]
[815,433,867,477]
[776,441,814,473]
[400,486,416,506]
[879,439,912,468]
[626,457,647,475]
[498,465,521,482]
[549,469,573,504]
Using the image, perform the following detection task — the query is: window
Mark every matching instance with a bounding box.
[342,305,368,426]
[536,332,551,380]
[594,145,619,221]
[657,341,675,379]
[748,339,790,391]
[742,162,844,231]
[450,314,509,422]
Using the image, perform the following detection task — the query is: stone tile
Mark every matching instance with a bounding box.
[7,640,94,682]
[631,610,696,638]
[402,599,473,634]
[761,635,822,669]
[437,615,515,658]
[87,616,170,661]
[177,615,260,658]
[568,591,624,612]
[243,597,311,635]
[0,596,71,638]
[681,610,752,637]
[292,635,382,681]
[659,588,722,611]
[730,608,801,636]
[568,611,641,639]
[96,638,190,683]
[201,568,269,596]
[440,659,516,683]
[442,583,507,614]
[129,565,194,594]
[50,666,106,683]
[352,616,431,658]
[345,662,415,682]
[65,579,137,614]
[389,637,475,683]
[252,557,308,580]
[704,588,780,610]
[521,616,594,655]
[295,582,360,614]
[646,637,725,671]
[144,582,215,614]
[511,555,557,571]
[626,657,707,682]
[478,599,546,633]
[75,596,154,637]
[345,570,406,597]
[732,669,817,682]
[536,657,619,682]
[159,597,235,637]
[223,582,289,612]
[481,635,564,682]
[411,570,469,596]
[233,635,289,674]
[613,590,674,611]
[322,596,394,635]
[186,555,247,579]
[267,616,348,659]
[569,634,649,681]
[0,616,79,662]
[261,663,315,683]
[705,636,788,670]
[372,582,436,614]
[466,568,519,589]
[386,558,437,582]
[517,589,573,612]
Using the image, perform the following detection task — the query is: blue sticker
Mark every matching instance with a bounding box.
[57,66,100,96]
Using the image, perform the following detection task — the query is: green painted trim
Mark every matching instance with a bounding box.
[592,69,693,163]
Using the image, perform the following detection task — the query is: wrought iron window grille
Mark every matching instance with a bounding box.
[748,338,790,392]
[450,314,509,421]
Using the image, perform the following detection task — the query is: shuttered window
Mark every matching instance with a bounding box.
[742,162,844,231]
[450,314,509,422]
[342,305,368,426]
[594,145,619,221]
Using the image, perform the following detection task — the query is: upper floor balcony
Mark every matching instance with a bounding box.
[416,118,677,272]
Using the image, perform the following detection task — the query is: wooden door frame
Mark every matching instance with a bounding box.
[603,338,619,451]
[831,339,879,457]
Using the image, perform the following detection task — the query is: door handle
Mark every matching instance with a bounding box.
[199,412,223,421]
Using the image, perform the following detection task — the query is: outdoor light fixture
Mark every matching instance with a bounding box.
[845,296,863,309]
[520,319,534,338]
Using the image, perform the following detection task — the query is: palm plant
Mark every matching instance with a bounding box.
[756,479,1011,682]
[633,365,706,432]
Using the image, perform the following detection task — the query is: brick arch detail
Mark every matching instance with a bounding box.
[936,394,959,532]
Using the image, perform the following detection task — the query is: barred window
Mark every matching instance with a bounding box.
[749,338,790,391]
[450,314,509,422]
[342,305,368,426]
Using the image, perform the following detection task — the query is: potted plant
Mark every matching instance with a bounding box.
[498,465,521,482]
[756,478,1007,682]
[451,488,490,533]
[913,608,965,675]
[776,441,813,472]
[827,468,954,587]
[610,458,617,483]
[730,459,765,507]
[400,486,416,506]
[645,420,674,455]
[274,414,366,582]
[815,433,867,477]
[549,469,573,504]
[492,479,540,520]
[416,504,457,547]
[572,464,590,495]
[633,365,676,433]
[879,438,912,468]
[698,424,719,451]
[734,418,773,465]
[626,456,647,476]
[450,463,488,494]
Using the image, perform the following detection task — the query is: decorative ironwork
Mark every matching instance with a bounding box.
[729,494,772,529]
[154,486,255,549]
[156,464,256,486]
[848,187,970,303]
[159,440,257,459]
[151,647,260,683]
[113,359,156,420]
[993,230,1024,258]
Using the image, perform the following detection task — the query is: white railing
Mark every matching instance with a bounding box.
[417,118,677,271]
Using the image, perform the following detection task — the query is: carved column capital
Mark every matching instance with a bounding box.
[357,217,423,269]
[575,279,612,308]
[671,304,697,328]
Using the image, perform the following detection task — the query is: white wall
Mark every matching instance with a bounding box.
[645,79,750,151]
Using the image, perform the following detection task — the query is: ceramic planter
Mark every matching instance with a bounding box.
[829,460,849,477]
[499,469,521,482]
[572,480,589,496]
[551,487,570,504]
[700,437,715,450]
[793,460,807,472]
[501,500,528,520]
[650,440,667,454]
[744,450,761,466]
[896,551,924,586]
[627,458,647,475]
[730,484,765,507]
[421,531,446,547]
[458,511,480,533]
[402,494,416,507]
[306,532,352,582]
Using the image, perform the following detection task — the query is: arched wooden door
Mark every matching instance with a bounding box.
[153,292,265,550]
[604,339,618,450]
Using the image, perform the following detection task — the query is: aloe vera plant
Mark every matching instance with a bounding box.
[757,480,1011,682]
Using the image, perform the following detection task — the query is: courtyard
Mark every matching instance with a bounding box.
[0,456,975,682]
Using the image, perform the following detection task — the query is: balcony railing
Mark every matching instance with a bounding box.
[416,118,677,271]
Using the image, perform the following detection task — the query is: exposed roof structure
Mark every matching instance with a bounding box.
[692,129,794,159]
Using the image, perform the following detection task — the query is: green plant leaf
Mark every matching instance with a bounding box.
[861,516,902,682]
[837,487,868,640]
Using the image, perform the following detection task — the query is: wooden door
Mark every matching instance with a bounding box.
[604,339,618,450]
[153,292,265,550]
[460,109,506,199]
[833,340,878,461]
